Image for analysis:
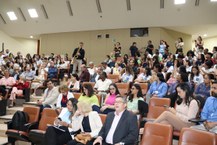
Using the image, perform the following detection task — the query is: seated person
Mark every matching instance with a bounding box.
[94,72,112,104]
[47,61,58,79]
[94,72,112,94]
[127,84,144,114]
[120,66,134,83]
[78,84,100,112]
[194,74,214,100]
[44,98,78,145]
[146,72,168,103]
[68,74,80,93]
[56,85,74,110]
[191,80,217,133]
[8,76,30,107]
[134,67,151,83]
[0,69,16,89]
[20,65,35,81]
[93,96,139,145]
[100,83,120,114]
[37,80,59,110]
[79,64,90,83]
[153,83,199,131]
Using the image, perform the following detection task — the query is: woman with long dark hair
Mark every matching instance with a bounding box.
[145,72,168,103]
[127,84,144,114]
[154,83,199,131]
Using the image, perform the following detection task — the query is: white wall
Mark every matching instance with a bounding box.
[203,36,217,51]
[0,30,37,56]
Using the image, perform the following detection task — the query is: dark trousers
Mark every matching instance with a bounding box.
[44,126,72,145]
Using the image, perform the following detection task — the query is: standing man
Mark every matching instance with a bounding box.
[72,42,85,75]
[93,96,139,145]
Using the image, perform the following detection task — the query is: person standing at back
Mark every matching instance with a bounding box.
[72,42,85,75]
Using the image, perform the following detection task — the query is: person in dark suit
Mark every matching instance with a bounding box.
[93,96,139,145]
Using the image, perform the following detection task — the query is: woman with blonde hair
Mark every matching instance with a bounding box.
[67,101,103,145]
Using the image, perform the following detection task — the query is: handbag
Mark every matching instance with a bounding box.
[74,133,92,144]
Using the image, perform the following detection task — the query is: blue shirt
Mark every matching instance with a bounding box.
[194,83,210,99]
[147,81,168,98]
[201,96,217,122]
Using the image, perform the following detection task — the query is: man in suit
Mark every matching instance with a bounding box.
[93,96,139,145]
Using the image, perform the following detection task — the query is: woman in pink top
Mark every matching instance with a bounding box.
[100,83,120,114]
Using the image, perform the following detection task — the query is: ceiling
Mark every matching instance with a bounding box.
[0,0,217,39]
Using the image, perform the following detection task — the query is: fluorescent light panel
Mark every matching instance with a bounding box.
[211,0,217,2]
[174,0,186,5]
[7,11,17,20]
[28,9,38,18]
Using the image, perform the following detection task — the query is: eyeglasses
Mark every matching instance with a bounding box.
[115,101,124,104]
[109,87,115,90]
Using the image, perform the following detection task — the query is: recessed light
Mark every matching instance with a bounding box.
[7,11,17,21]
[30,36,33,38]
[203,34,207,37]
[28,9,38,18]
[174,0,186,5]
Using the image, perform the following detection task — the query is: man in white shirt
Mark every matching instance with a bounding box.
[94,72,112,104]
[93,96,139,145]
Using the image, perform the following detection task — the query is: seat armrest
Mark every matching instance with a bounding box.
[25,122,39,131]
[188,118,206,124]
[4,120,13,129]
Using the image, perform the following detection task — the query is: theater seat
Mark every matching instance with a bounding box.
[116,83,129,96]
[6,106,40,145]
[99,114,107,124]
[140,122,173,145]
[28,108,58,145]
[147,98,171,119]
[178,128,216,145]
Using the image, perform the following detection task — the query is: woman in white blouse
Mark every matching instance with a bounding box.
[68,74,80,92]
[154,83,199,131]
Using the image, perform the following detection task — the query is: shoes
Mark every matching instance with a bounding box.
[8,104,14,108]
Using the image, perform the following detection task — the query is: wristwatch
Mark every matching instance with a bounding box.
[120,142,125,145]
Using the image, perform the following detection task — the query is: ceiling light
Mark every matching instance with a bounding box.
[174,0,186,5]
[203,34,207,37]
[211,0,217,2]
[7,11,17,21]
[28,9,38,18]
[30,36,33,38]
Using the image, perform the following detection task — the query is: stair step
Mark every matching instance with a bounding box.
[0,115,13,124]
[0,136,8,145]
[23,102,38,107]
[0,124,7,137]
[6,106,23,115]
[30,95,42,102]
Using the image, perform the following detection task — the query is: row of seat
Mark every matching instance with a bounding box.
[141,122,216,145]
